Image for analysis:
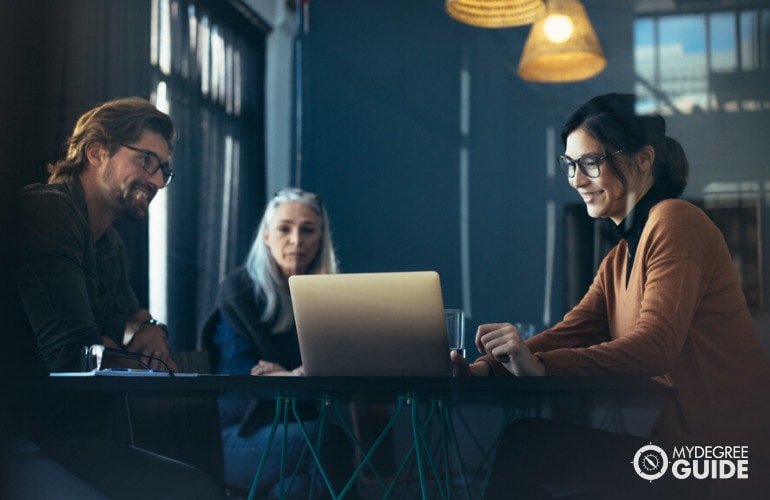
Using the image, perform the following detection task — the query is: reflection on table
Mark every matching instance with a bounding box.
[31,375,672,499]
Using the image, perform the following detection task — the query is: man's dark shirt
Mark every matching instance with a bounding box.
[14,178,138,374]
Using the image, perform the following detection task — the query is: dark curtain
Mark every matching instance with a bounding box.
[1,0,152,236]
[1,0,268,353]
[1,0,152,374]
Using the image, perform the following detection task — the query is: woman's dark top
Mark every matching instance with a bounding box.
[200,266,307,436]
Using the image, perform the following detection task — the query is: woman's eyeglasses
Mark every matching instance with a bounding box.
[557,150,622,179]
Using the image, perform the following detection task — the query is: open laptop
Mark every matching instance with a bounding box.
[289,271,451,377]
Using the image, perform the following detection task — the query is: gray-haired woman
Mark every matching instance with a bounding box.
[201,188,350,498]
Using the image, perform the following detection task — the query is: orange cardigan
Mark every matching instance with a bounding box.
[483,199,770,456]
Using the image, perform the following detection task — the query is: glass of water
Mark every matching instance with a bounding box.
[445,309,466,357]
[514,322,537,340]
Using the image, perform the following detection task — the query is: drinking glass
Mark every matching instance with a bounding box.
[514,322,537,340]
[445,309,466,357]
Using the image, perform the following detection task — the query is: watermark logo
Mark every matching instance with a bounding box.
[632,443,750,481]
[633,444,669,481]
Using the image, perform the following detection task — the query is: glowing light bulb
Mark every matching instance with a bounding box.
[543,14,574,43]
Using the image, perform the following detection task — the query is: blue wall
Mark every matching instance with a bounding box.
[292,0,770,356]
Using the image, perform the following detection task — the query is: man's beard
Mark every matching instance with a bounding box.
[114,182,151,221]
[103,161,153,221]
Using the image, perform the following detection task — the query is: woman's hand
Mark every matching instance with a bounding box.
[251,360,294,376]
[451,351,491,377]
[476,323,545,376]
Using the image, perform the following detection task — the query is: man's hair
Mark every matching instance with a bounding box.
[47,97,176,183]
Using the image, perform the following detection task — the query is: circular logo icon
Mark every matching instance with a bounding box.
[633,444,668,481]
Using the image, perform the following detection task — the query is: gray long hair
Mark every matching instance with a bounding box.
[245,188,338,333]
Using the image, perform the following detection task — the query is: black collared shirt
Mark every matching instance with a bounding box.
[613,189,665,286]
[14,178,139,373]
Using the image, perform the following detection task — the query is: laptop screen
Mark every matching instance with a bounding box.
[289,271,451,377]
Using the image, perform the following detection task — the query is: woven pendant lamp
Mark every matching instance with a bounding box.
[446,0,546,28]
[517,0,606,82]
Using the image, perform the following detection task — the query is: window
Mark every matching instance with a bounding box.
[149,0,267,347]
[634,7,770,114]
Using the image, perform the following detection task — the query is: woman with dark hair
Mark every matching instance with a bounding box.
[453,94,770,499]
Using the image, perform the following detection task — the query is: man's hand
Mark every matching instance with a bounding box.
[124,323,177,372]
[121,309,177,372]
[100,336,142,369]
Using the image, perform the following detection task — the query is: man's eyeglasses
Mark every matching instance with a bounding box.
[557,150,622,179]
[120,143,175,186]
